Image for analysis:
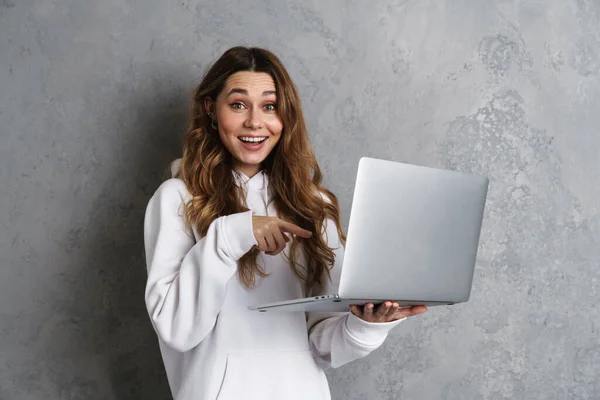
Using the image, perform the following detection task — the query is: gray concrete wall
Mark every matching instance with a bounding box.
[2,1,599,399]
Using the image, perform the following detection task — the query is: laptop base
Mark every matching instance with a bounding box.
[248,295,455,312]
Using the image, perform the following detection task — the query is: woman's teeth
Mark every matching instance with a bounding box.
[239,137,266,143]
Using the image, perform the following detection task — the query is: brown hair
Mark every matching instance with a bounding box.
[175,46,346,289]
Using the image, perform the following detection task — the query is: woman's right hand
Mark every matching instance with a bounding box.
[251,216,312,256]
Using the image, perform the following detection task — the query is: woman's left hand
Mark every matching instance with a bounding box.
[350,302,428,323]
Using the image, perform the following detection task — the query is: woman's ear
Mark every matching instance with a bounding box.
[204,97,215,117]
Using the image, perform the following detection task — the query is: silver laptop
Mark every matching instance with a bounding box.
[248,157,489,313]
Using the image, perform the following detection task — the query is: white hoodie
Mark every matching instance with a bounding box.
[143,166,404,400]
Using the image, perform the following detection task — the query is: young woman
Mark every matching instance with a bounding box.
[143,46,427,400]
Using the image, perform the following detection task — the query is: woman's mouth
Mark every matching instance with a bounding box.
[238,136,268,151]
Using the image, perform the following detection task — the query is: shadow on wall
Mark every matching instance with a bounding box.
[78,74,189,399]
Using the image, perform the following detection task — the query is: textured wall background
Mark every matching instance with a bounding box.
[2,0,599,399]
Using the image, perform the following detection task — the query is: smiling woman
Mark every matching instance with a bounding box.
[142,46,427,400]
[205,71,283,176]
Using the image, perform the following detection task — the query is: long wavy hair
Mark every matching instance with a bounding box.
[174,46,346,290]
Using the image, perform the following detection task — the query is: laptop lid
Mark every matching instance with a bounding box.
[337,157,489,303]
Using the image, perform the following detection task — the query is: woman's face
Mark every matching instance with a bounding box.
[206,71,283,178]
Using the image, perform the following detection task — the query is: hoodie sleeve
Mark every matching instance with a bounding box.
[306,216,405,368]
[143,178,257,352]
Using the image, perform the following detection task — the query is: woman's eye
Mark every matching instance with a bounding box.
[264,104,277,112]
[231,103,245,110]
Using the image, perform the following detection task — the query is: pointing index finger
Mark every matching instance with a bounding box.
[278,221,313,238]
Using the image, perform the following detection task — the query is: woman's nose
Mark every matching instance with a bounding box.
[244,109,262,129]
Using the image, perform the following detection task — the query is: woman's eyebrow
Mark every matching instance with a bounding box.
[226,88,277,96]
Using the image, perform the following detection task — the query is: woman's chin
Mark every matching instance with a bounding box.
[234,156,265,170]
[236,152,268,165]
